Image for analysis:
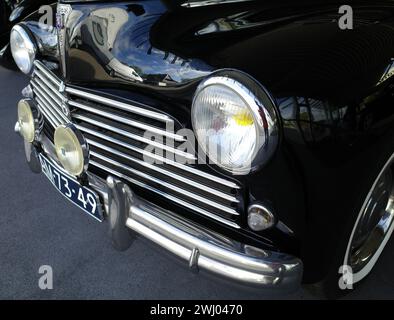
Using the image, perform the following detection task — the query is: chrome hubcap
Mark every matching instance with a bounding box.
[349,165,394,273]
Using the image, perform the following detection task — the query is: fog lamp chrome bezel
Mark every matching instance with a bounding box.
[54,124,89,177]
[10,24,37,74]
[247,203,277,231]
[17,99,42,143]
[191,71,279,175]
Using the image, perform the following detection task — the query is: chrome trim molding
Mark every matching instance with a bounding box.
[90,150,239,215]
[35,97,57,128]
[34,70,65,101]
[77,125,239,189]
[66,87,173,124]
[68,99,185,142]
[35,60,62,87]
[32,61,70,128]
[73,114,196,160]
[86,142,235,202]
[90,160,241,228]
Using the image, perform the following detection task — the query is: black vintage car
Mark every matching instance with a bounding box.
[10,0,394,297]
[0,0,48,67]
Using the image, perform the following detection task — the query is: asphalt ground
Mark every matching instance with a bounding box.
[0,65,394,299]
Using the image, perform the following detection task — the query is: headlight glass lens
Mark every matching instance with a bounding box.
[192,80,259,173]
[10,25,36,74]
[17,100,35,143]
[54,126,85,176]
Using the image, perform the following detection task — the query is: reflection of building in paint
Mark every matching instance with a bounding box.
[66,9,84,40]
[279,97,348,122]
[196,11,261,35]
[84,7,143,82]
[195,10,298,35]
[69,6,210,85]
[91,8,129,50]
[111,12,211,85]
[20,21,58,57]
[277,57,394,144]
[106,57,143,82]
[278,96,348,143]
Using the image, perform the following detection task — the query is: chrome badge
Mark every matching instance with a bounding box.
[56,4,72,77]
[55,11,65,30]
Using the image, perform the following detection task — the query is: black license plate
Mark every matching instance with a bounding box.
[39,154,103,222]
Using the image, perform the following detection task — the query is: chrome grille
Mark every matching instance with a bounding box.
[31,61,70,128]
[30,61,243,229]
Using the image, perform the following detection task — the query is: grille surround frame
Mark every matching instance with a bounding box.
[31,60,244,229]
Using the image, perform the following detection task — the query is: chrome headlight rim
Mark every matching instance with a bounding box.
[191,70,279,175]
[10,24,37,74]
[54,124,90,177]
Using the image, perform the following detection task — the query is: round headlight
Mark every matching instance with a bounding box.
[17,99,36,143]
[54,125,88,176]
[10,25,36,74]
[192,75,278,175]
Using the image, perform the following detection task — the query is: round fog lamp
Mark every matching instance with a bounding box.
[54,125,88,176]
[17,99,36,142]
[247,203,276,231]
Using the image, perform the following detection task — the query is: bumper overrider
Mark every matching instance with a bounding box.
[15,123,303,291]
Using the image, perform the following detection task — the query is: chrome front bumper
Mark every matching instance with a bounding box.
[126,197,303,289]
[21,129,303,291]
